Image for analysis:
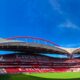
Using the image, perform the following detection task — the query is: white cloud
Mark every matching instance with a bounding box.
[58,20,80,30]
[49,0,63,14]
[49,0,80,30]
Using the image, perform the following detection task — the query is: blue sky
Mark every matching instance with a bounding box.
[0,0,80,48]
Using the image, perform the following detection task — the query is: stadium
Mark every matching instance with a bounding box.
[0,36,80,80]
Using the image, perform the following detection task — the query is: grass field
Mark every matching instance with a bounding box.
[0,72,80,80]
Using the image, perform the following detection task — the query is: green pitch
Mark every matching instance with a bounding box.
[1,72,80,80]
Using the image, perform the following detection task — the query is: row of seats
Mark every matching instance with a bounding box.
[0,54,68,63]
[5,68,69,74]
[0,67,80,74]
[0,62,80,68]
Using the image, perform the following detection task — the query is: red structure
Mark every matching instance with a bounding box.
[0,36,79,74]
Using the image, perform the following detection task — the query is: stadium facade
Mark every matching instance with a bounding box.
[0,36,80,74]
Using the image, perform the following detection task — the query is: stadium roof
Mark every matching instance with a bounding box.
[0,36,79,54]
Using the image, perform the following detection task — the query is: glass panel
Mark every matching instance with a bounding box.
[73,54,80,58]
[0,51,18,55]
[40,53,69,58]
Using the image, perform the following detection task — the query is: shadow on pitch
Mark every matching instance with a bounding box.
[0,74,10,80]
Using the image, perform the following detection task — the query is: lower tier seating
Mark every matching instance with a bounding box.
[4,68,70,74]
